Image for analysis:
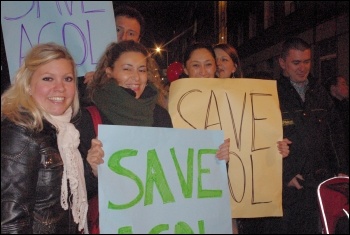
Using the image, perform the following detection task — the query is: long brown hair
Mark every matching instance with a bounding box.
[87,40,167,109]
[213,43,243,78]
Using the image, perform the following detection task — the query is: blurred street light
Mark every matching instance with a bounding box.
[155,46,168,68]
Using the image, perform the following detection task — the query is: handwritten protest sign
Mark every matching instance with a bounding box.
[1,1,116,82]
[168,78,283,218]
[98,125,232,234]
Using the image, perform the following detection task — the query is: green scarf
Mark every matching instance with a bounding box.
[92,81,157,126]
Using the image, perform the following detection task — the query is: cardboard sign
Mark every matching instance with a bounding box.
[168,78,283,218]
[1,1,116,82]
[98,125,232,234]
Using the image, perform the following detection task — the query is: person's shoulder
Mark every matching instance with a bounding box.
[154,104,171,118]
[276,75,291,90]
[154,104,173,128]
[311,77,331,95]
[155,104,168,112]
[277,74,288,83]
[1,118,31,136]
[72,107,95,130]
[1,119,40,159]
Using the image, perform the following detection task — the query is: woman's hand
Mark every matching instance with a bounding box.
[277,138,292,158]
[216,138,230,163]
[287,174,304,189]
[84,71,95,84]
[87,138,104,176]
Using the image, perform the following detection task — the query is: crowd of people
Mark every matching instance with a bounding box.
[1,4,348,235]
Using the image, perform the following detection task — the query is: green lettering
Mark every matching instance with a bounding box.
[108,149,144,209]
[174,221,195,234]
[198,149,222,198]
[118,226,133,234]
[170,147,194,198]
[198,220,205,234]
[145,149,175,205]
[148,224,169,233]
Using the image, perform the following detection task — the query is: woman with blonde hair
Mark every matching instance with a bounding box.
[1,42,88,233]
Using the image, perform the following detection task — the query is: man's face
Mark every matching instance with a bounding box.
[115,16,141,42]
[279,49,311,83]
[332,76,349,100]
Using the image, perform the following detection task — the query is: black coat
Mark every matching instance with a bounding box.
[277,74,348,188]
[332,97,349,162]
[1,119,78,234]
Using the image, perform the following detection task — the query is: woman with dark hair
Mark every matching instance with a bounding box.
[182,42,218,78]
[213,43,243,79]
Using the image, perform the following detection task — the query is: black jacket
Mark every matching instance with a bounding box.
[1,119,78,234]
[277,74,348,187]
[332,97,349,160]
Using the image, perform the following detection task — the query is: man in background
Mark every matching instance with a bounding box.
[324,75,349,171]
[277,37,348,233]
[79,5,146,107]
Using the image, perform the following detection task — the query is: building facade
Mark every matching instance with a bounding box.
[221,1,349,82]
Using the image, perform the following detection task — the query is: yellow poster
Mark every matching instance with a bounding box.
[168,78,283,218]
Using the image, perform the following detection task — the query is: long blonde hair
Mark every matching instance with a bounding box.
[1,42,79,131]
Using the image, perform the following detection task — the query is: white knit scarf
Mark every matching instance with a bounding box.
[44,107,89,233]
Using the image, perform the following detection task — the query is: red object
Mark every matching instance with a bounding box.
[87,196,100,234]
[317,176,349,234]
[166,61,183,82]
[86,106,102,234]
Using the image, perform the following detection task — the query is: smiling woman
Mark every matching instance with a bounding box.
[182,42,217,78]
[1,42,88,234]
[86,40,168,110]
[30,58,76,116]
[1,42,80,129]
[74,40,173,233]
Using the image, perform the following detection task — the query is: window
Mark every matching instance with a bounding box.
[264,1,275,29]
[249,12,257,39]
[318,37,337,82]
[237,22,244,46]
[285,1,296,15]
